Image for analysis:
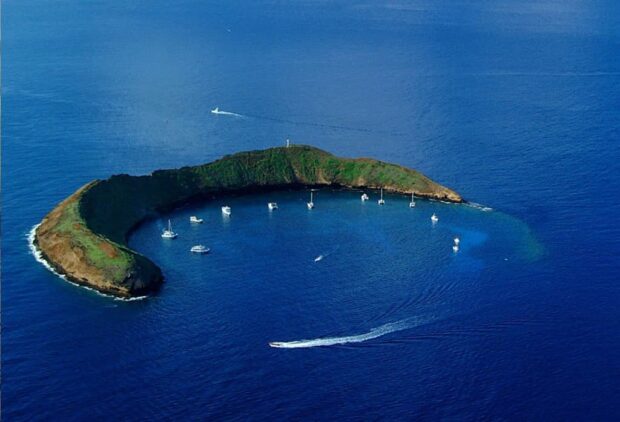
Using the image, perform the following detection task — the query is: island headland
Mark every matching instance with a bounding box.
[33,145,462,298]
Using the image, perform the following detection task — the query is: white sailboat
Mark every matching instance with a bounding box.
[268,202,278,211]
[307,191,315,209]
[454,237,460,245]
[431,213,439,223]
[190,216,203,224]
[378,188,385,205]
[361,193,369,201]
[409,192,416,208]
[161,219,178,239]
[221,206,231,216]
[190,245,210,254]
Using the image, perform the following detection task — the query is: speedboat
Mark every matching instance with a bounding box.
[378,188,385,205]
[190,216,203,224]
[268,202,278,211]
[190,245,210,254]
[361,193,369,201]
[161,219,178,239]
[211,107,220,114]
[431,213,439,223]
[314,255,324,262]
[307,191,315,209]
[221,206,231,216]
[409,192,416,208]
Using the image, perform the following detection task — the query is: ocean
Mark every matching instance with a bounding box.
[3,0,620,419]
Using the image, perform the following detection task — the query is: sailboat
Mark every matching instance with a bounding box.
[361,193,369,201]
[409,192,416,208]
[307,190,315,209]
[161,220,178,239]
[268,202,278,211]
[431,213,439,223]
[221,206,231,216]
[378,188,385,205]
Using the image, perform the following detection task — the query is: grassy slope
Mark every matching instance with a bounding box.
[37,145,461,296]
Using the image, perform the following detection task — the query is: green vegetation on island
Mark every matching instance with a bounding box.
[34,145,462,297]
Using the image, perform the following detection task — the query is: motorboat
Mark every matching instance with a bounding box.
[361,193,369,201]
[190,216,204,224]
[378,188,385,205]
[211,107,220,114]
[190,245,210,254]
[409,193,416,208]
[161,220,178,239]
[307,191,315,209]
[454,237,460,245]
[221,206,231,216]
[268,202,278,211]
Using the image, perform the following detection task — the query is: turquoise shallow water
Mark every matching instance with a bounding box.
[3,0,620,419]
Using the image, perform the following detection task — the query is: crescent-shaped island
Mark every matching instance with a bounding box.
[33,145,462,298]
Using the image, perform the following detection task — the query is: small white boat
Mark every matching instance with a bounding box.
[454,237,460,245]
[211,107,220,114]
[190,245,210,254]
[161,220,178,239]
[314,255,324,262]
[307,191,315,209]
[221,206,231,216]
[431,213,439,223]
[452,245,459,253]
[190,216,204,224]
[268,202,278,211]
[378,188,385,205]
[409,192,416,208]
[361,193,369,201]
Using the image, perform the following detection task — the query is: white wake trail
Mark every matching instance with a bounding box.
[269,319,413,349]
[212,109,244,117]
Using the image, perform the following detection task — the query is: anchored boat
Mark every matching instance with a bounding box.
[161,220,178,239]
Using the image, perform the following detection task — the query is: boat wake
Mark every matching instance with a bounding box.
[269,319,414,348]
[211,107,244,117]
[27,225,147,302]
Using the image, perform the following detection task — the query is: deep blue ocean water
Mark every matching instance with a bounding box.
[3,0,620,419]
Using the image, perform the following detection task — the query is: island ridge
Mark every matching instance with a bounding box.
[33,145,462,298]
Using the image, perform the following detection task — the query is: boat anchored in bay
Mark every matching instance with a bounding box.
[378,188,385,205]
[190,245,210,254]
[161,220,178,239]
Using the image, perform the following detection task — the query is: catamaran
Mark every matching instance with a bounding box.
[409,193,416,208]
[431,213,439,223]
[268,202,278,211]
[361,193,369,201]
[378,188,385,205]
[307,191,315,209]
[221,206,231,216]
[161,220,178,239]
[190,216,204,224]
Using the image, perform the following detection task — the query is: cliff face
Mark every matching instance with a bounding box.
[35,145,462,297]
